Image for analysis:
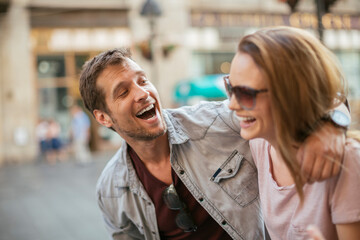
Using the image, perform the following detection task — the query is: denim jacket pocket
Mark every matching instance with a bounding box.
[211,151,258,207]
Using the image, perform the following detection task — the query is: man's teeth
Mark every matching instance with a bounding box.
[238,116,255,122]
[137,104,154,116]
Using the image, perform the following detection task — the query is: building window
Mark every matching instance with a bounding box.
[37,55,66,78]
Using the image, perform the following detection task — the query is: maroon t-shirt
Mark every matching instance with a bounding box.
[128,146,232,240]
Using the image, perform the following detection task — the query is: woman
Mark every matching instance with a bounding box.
[226,26,360,239]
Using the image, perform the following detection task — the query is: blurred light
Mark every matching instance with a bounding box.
[38,61,50,74]
[185,28,219,49]
[220,61,231,74]
[324,29,337,48]
[185,28,199,48]
[49,29,71,50]
[73,30,90,51]
[350,30,360,49]
[14,127,29,146]
[113,29,132,47]
[202,28,219,49]
[92,29,108,49]
[49,28,132,51]
[338,30,350,49]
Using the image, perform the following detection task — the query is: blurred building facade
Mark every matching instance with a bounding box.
[0,0,359,165]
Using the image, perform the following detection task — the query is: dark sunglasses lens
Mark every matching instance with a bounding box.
[163,187,183,210]
[163,184,197,232]
[233,87,255,109]
[176,211,197,232]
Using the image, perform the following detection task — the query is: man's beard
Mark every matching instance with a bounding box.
[120,126,167,141]
[110,113,167,141]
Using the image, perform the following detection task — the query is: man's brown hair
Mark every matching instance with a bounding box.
[79,48,132,115]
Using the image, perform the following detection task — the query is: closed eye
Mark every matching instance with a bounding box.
[117,89,128,98]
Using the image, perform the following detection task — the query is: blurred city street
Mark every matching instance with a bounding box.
[0,0,359,238]
[0,151,116,240]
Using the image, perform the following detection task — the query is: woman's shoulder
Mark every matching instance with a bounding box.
[250,138,270,150]
[329,137,360,224]
[336,137,360,181]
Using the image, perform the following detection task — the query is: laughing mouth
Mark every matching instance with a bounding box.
[136,104,156,120]
[238,116,256,123]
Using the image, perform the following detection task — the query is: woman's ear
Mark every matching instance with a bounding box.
[93,109,113,128]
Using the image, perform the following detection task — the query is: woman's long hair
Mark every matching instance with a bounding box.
[238,26,347,199]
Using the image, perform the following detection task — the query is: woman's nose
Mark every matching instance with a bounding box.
[228,94,242,111]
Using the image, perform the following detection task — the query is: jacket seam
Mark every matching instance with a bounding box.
[218,113,241,134]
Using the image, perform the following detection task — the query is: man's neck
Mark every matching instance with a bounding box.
[127,133,169,162]
[127,133,172,185]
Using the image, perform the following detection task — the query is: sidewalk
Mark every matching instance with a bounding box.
[0,151,116,240]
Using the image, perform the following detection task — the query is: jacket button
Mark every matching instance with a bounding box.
[227,169,233,173]
[199,197,204,202]
[221,220,227,225]
[180,170,185,175]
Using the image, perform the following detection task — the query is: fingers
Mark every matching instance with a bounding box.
[332,131,346,176]
[309,155,326,182]
[331,156,342,177]
[299,122,346,183]
[306,225,325,240]
[319,155,334,180]
[297,145,314,183]
[319,133,344,180]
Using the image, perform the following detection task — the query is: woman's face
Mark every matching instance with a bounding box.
[228,52,275,142]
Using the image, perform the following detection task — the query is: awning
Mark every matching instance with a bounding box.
[173,74,227,105]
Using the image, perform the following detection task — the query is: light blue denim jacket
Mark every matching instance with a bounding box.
[96,101,264,240]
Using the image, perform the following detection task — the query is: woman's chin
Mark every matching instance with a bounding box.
[240,130,256,140]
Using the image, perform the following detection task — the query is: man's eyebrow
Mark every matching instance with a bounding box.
[135,70,146,77]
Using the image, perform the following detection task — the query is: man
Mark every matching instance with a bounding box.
[79,48,346,240]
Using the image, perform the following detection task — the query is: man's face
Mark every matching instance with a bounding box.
[95,59,167,141]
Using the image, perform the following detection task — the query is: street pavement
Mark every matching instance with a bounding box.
[0,151,117,240]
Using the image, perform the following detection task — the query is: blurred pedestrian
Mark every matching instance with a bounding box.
[46,118,64,164]
[70,104,92,164]
[36,118,50,161]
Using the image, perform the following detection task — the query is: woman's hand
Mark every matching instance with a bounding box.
[297,122,345,183]
[307,225,325,240]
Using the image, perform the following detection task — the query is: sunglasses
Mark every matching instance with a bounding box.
[223,75,268,110]
[162,184,197,232]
